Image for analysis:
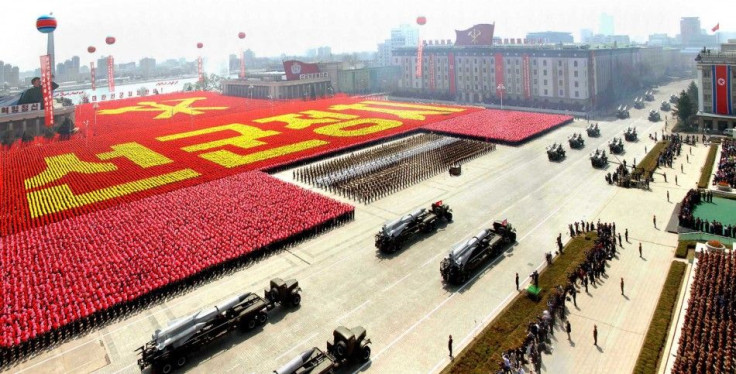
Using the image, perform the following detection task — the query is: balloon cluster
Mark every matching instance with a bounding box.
[0,171,354,355]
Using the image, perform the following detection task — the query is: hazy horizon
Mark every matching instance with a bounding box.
[1,0,728,73]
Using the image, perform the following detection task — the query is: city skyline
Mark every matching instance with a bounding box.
[1,0,727,72]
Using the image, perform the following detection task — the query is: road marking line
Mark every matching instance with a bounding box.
[382,273,412,292]
[337,299,371,322]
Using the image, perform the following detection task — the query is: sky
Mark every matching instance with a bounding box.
[1,0,727,72]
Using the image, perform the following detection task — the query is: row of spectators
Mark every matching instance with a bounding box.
[713,138,736,188]
[678,189,736,238]
[673,251,735,373]
[496,224,618,374]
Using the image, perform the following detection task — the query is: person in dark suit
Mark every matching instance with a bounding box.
[17,77,59,109]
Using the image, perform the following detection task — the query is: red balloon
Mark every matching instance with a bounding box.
[238,32,246,39]
[416,16,426,26]
[87,46,96,53]
[197,42,203,49]
[105,36,115,45]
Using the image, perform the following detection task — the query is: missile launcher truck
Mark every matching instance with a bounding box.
[568,133,585,149]
[137,278,302,373]
[274,326,372,374]
[440,220,516,284]
[586,123,600,137]
[375,201,452,253]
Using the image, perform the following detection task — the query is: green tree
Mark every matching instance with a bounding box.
[675,90,693,125]
[687,81,698,108]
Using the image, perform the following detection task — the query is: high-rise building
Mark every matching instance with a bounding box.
[680,17,701,46]
[376,24,420,67]
[580,29,594,44]
[139,57,156,79]
[599,13,614,36]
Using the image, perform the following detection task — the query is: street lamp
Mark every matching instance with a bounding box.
[497,83,506,107]
[249,85,254,100]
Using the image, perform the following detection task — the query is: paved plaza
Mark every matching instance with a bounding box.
[2,79,698,374]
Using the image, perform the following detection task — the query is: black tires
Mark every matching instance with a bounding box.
[335,341,347,359]
[360,345,371,362]
[257,311,268,325]
[175,355,187,368]
[291,293,302,307]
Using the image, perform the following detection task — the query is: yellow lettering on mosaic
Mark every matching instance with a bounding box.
[199,140,328,168]
[25,154,118,190]
[254,111,357,130]
[314,119,402,137]
[26,169,200,218]
[98,97,227,119]
[329,100,464,120]
[97,142,173,168]
[157,123,279,153]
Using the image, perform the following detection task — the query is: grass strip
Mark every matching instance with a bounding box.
[632,261,687,374]
[697,144,718,189]
[442,234,597,374]
[635,141,669,180]
[675,240,696,259]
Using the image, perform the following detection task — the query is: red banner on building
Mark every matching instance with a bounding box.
[416,38,424,78]
[107,56,115,92]
[712,65,732,115]
[448,52,456,95]
[283,60,320,81]
[90,62,96,91]
[429,53,436,90]
[39,55,54,127]
[494,53,505,98]
[198,56,204,83]
[455,24,495,46]
[522,54,531,99]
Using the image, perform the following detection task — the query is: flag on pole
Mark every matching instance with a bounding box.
[90,62,96,91]
[107,56,115,93]
[712,23,720,32]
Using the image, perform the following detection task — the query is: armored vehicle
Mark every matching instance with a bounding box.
[669,94,678,104]
[644,91,655,101]
[660,101,671,111]
[616,105,630,119]
[586,123,600,137]
[633,98,645,109]
[648,110,661,122]
[624,127,638,141]
[375,201,452,253]
[546,143,566,161]
[609,137,625,154]
[440,220,516,284]
[137,279,302,373]
[274,326,371,374]
[590,149,608,168]
[568,133,585,149]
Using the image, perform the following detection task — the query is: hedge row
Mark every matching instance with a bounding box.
[697,144,718,189]
[632,261,687,374]
[442,234,596,374]
[635,141,669,180]
[675,240,696,259]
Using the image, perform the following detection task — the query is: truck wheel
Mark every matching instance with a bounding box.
[335,341,347,359]
[360,345,371,362]
[446,212,453,222]
[175,355,187,368]
[290,293,301,307]
[160,362,173,374]
[269,288,280,303]
[246,318,256,330]
[257,311,268,325]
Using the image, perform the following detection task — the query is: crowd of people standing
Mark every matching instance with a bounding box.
[678,189,736,238]
[713,138,736,188]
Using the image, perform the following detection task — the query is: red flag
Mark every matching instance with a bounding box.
[39,55,54,127]
[107,56,115,93]
[502,219,508,226]
[198,56,204,83]
[416,38,423,78]
[712,23,720,32]
[90,62,96,91]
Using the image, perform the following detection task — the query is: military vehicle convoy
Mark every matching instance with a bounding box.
[633,97,645,109]
[586,123,600,137]
[669,94,678,104]
[568,133,585,149]
[590,149,608,168]
[648,110,661,122]
[440,220,516,284]
[624,127,638,141]
[375,201,453,253]
[609,137,625,154]
[644,90,655,101]
[546,143,566,161]
[660,101,671,111]
[137,278,302,373]
[616,105,630,119]
[274,326,371,374]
